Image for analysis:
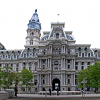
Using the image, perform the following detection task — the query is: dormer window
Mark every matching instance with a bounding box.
[56,33,59,39]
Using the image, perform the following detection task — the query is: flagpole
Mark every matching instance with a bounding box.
[57,14,60,22]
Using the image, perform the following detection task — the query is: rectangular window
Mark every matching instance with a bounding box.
[68,87,70,91]
[81,62,84,65]
[68,52,70,55]
[87,62,90,65]
[75,62,78,65]
[16,68,19,71]
[11,64,13,67]
[29,67,31,70]
[43,80,45,84]
[76,53,78,57]
[82,53,84,57]
[88,53,90,57]
[81,66,84,69]
[68,65,70,69]
[43,60,46,63]
[43,65,45,69]
[75,66,78,70]
[68,79,70,84]
[68,60,70,63]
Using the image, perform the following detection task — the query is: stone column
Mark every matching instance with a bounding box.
[66,74,67,85]
[71,74,73,85]
[40,59,41,68]
[38,59,40,68]
[64,73,65,85]
[48,74,49,85]
[72,59,73,68]
[66,59,68,69]
[50,58,51,68]
[37,74,39,85]
[15,64,16,71]
[50,73,51,85]
[61,46,63,53]
[26,63,28,69]
[64,46,65,53]
[46,59,48,68]
[48,59,49,68]
[64,58,65,69]
[73,74,75,85]
[20,62,22,71]
[78,62,81,70]
[51,46,52,54]
[45,75,47,85]
[62,59,63,68]
[40,74,41,85]
[61,59,62,68]
[73,59,75,69]
[61,73,63,85]
[46,59,47,69]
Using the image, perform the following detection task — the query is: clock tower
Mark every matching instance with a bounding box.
[25,9,41,47]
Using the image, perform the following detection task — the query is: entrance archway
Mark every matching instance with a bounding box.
[52,78,60,91]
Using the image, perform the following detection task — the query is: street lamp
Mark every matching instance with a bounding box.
[1,64,13,89]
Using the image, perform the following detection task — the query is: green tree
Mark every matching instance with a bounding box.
[20,68,33,92]
[1,66,14,89]
[0,68,4,89]
[77,62,100,92]
[13,71,20,85]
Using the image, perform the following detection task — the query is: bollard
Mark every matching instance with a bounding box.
[81,90,83,98]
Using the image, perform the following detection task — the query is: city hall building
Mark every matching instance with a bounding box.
[0,10,100,93]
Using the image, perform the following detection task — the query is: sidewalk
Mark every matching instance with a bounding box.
[17,93,100,98]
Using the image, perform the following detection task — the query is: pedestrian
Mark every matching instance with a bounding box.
[14,85,18,97]
[49,88,51,95]
[57,87,59,96]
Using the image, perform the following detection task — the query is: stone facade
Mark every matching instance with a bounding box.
[0,10,100,93]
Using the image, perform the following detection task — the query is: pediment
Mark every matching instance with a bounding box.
[53,42,61,46]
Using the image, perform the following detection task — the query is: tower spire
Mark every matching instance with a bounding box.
[27,9,41,30]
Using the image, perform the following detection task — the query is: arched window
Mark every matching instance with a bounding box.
[56,33,59,39]
[54,61,58,69]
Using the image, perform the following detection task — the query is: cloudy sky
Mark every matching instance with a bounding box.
[0,0,100,50]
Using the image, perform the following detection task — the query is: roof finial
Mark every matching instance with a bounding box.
[35,9,37,13]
